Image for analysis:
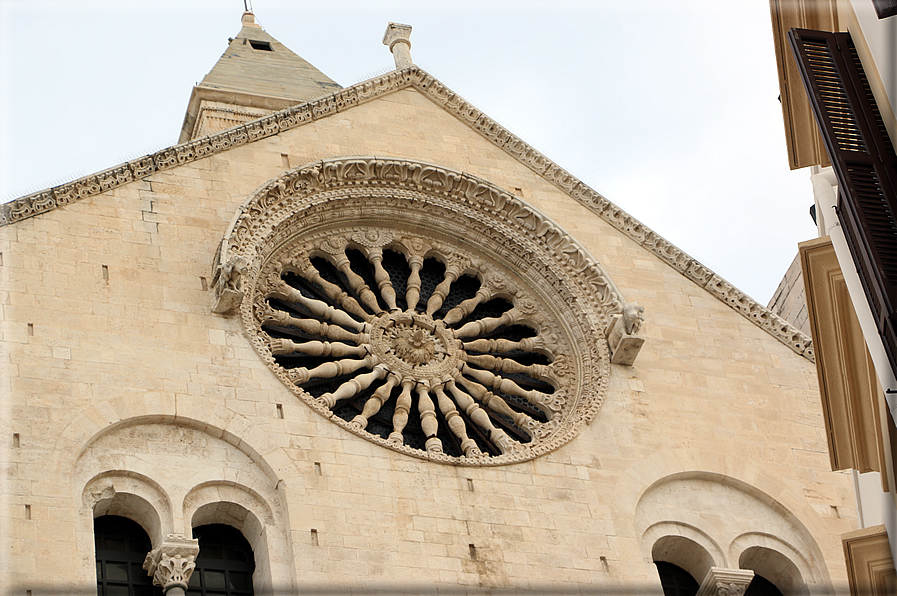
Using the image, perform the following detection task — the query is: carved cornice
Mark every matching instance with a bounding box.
[0,67,813,361]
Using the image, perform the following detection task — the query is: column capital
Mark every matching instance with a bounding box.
[143,535,200,594]
[697,567,755,596]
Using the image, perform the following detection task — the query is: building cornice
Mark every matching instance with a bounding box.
[0,67,814,362]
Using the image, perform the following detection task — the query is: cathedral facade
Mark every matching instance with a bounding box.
[0,12,857,595]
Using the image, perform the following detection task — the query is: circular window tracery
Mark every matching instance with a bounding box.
[258,232,562,460]
[219,157,629,465]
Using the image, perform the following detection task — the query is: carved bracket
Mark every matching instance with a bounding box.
[211,255,248,315]
[143,535,200,593]
[605,303,645,366]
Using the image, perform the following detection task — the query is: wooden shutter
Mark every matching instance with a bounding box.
[873,0,897,19]
[788,28,897,376]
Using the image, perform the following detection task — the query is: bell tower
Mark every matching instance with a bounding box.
[178,10,341,142]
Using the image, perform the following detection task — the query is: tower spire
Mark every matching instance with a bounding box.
[178,10,342,142]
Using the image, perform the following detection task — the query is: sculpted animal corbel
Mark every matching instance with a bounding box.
[211,255,249,315]
[622,302,644,335]
[606,302,645,366]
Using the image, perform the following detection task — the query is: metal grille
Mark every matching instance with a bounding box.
[381,249,410,309]
[346,248,387,312]
[188,524,255,596]
[416,258,446,311]
[95,515,159,596]
[439,274,480,315]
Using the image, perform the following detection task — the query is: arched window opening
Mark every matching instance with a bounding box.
[651,534,714,593]
[739,545,806,596]
[94,515,160,596]
[188,524,255,596]
[654,561,699,596]
[745,574,785,596]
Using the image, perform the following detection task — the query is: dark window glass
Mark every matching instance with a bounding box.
[655,561,699,596]
[94,515,161,596]
[187,524,255,596]
[248,40,272,51]
[745,574,784,596]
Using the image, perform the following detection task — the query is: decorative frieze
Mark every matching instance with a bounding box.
[0,66,813,361]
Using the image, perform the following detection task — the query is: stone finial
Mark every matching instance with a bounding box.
[383,22,413,69]
[241,10,261,28]
[696,567,755,596]
[143,535,200,595]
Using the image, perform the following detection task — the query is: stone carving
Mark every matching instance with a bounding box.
[219,157,629,465]
[382,22,413,70]
[211,255,248,314]
[0,66,812,362]
[143,535,200,593]
[696,567,755,596]
[605,303,645,366]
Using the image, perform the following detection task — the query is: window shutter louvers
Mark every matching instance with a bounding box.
[788,28,897,377]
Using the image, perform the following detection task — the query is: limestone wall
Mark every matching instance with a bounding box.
[0,88,855,594]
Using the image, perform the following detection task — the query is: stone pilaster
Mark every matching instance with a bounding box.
[143,535,200,595]
[696,567,755,596]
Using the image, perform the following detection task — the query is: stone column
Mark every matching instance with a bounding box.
[696,567,755,596]
[383,22,413,69]
[143,535,200,596]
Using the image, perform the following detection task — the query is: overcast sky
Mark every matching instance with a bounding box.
[0,0,818,304]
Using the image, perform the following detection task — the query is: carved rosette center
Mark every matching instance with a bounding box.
[372,312,458,379]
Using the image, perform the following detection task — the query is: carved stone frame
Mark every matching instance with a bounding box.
[216,156,634,465]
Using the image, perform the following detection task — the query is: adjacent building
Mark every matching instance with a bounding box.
[769,0,897,592]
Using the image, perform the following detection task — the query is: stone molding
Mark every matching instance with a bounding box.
[696,567,755,596]
[143,535,200,593]
[0,67,813,361]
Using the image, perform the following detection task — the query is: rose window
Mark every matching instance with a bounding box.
[258,234,563,460]
[220,157,627,465]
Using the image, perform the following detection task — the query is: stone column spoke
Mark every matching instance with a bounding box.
[318,365,387,408]
[290,258,371,321]
[405,257,422,311]
[366,248,399,312]
[454,308,520,339]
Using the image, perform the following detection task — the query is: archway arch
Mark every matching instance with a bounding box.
[83,471,171,547]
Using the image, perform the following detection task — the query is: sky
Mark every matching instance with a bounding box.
[0,0,819,305]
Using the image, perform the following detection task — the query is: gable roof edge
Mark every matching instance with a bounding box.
[0,67,813,362]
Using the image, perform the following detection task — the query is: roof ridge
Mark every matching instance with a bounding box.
[0,67,813,362]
